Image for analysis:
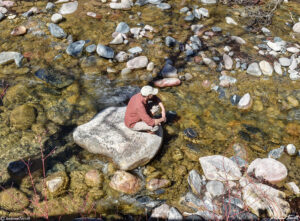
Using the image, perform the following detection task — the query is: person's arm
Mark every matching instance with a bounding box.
[137,103,165,126]
[158,101,166,122]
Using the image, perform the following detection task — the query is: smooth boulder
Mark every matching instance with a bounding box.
[154,78,181,88]
[109,170,141,194]
[73,106,163,170]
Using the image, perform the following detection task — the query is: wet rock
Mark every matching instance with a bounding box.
[11,25,26,36]
[46,171,69,197]
[34,68,74,89]
[286,144,296,155]
[96,44,114,59]
[135,0,149,6]
[73,107,163,170]
[201,0,217,4]
[168,207,182,220]
[184,12,194,21]
[0,188,29,211]
[127,56,148,69]
[268,41,283,52]
[279,57,291,66]
[197,8,209,18]
[222,202,258,220]
[146,178,171,191]
[231,36,246,44]
[268,146,284,159]
[0,12,5,21]
[46,2,55,10]
[165,36,176,47]
[237,93,252,110]
[287,47,300,53]
[0,51,23,67]
[274,61,282,75]
[247,158,287,184]
[116,22,130,33]
[110,0,132,9]
[202,57,217,69]
[116,51,130,62]
[223,54,233,70]
[157,3,171,10]
[149,0,161,4]
[66,40,85,57]
[247,63,262,77]
[10,104,36,130]
[161,63,178,78]
[199,155,242,181]
[259,60,273,76]
[230,156,247,168]
[225,16,237,25]
[242,183,290,218]
[286,182,300,195]
[110,33,123,44]
[0,6,7,14]
[147,62,154,71]
[86,44,96,53]
[206,180,224,197]
[230,94,241,106]
[109,170,141,194]
[212,26,222,32]
[7,160,27,175]
[188,170,203,196]
[289,70,300,80]
[184,128,197,139]
[128,46,142,54]
[219,75,236,87]
[151,204,170,219]
[48,23,67,38]
[292,22,300,33]
[51,13,63,23]
[154,78,181,88]
[59,1,78,15]
[85,169,102,187]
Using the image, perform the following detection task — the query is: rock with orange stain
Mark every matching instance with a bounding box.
[154,78,181,88]
[109,170,141,194]
[285,123,300,137]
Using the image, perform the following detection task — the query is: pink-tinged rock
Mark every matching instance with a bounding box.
[199,155,242,181]
[150,204,170,219]
[11,26,27,36]
[202,80,211,89]
[0,1,14,8]
[146,178,171,191]
[109,170,141,194]
[154,78,181,88]
[85,169,102,187]
[126,56,148,69]
[223,54,233,70]
[247,158,287,184]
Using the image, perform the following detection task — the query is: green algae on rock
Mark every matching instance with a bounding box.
[0,188,29,211]
[46,171,69,198]
[10,104,36,130]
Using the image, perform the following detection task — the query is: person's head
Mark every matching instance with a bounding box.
[141,85,158,101]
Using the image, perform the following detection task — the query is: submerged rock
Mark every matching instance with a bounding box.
[268,146,284,159]
[0,51,23,67]
[48,23,67,38]
[85,169,102,187]
[96,44,114,58]
[247,158,287,184]
[116,22,130,33]
[154,78,181,88]
[10,104,36,130]
[242,183,290,218]
[126,56,148,69]
[247,63,262,77]
[59,1,78,15]
[237,93,252,110]
[146,178,171,191]
[0,188,29,211]
[109,170,141,194]
[206,180,225,197]
[46,171,69,197]
[73,106,163,170]
[66,40,85,57]
[199,155,242,181]
[110,0,132,9]
[161,63,178,78]
[188,169,203,196]
[259,60,273,76]
[11,25,27,36]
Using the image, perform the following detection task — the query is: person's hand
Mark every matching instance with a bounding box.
[162,116,167,122]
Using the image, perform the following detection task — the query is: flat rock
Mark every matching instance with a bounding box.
[259,60,273,76]
[247,158,287,184]
[66,40,85,57]
[206,180,225,197]
[188,169,203,196]
[34,68,74,88]
[223,54,233,70]
[48,23,67,38]
[0,51,23,67]
[126,56,148,69]
[247,63,262,76]
[59,1,78,15]
[242,183,290,218]
[199,155,242,181]
[154,78,181,88]
[279,57,291,66]
[267,41,282,51]
[116,22,130,33]
[109,170,141,194]
[292,22,300,33]
[274,61,282,75]
[73,106,163,170]
[96,44,114,59]
[287,47,300,53]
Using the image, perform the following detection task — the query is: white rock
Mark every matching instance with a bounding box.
[225,17,237,25]
[274,61,282,75]
[151,204,170,219]
[168,207,183,220]
[46,177,63,193]
[144,25,154,32]
[51,13,63,23]
[199,155,242,181]
[130,27,141,37]
[121,67,132,76]
[0,6,8,14]
[110,0,132,9]
[147,62,154,71]
[267,41,282,52]
[261,27,271,35]
[243,183,290,218]
[246,62,262,76]
[224,46,231,52]
[206,180,225,197]
[286,182,300,195]
[237,93,252,110]
[269,50,278,57]
[286,144,296,155]
[231,36,246,44]
[59,1,78,15]
[287,47,300,53]
[126,56,148,69]
[197,8,209,18]
[259,60,273,76]
[110,33,123,44]
[289,55,297,70]
[247,158,287,183]
[289,70,300,80]
[279,57,291,66]
[0,51,23,67]
[115,51,130,62]
[73,107,163,170]
[223,54,233,70]
[293,22,300,33]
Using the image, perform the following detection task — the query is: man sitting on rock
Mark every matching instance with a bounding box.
[125,85,166,133]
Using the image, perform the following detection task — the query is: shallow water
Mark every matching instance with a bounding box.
[0,0,299,218]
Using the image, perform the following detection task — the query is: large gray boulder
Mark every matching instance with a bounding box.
[73,106,163,170]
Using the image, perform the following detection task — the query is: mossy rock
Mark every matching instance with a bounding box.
[10,104,36,130]
[46,171,69,198]
[3,84,32,106]
[0,188,29,211]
